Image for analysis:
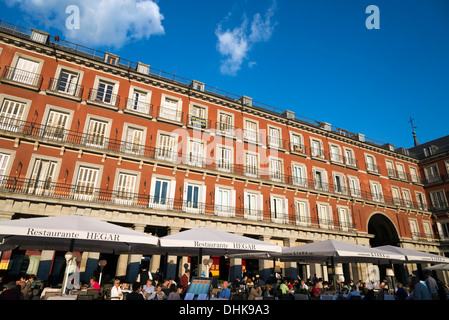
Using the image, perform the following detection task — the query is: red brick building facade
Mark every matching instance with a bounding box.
[0,23,444,285]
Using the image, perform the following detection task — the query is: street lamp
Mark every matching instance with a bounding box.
[62,251,73,295]
[98,259,107,285]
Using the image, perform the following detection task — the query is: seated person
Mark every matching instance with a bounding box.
[218,281,231,299]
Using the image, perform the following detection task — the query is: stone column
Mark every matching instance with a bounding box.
[166,227,181,281]
[229,257,242,282]
[36,250,55,281]
[258,235,272,281]
[80,252,100,283]
[283,238,298,280]
[125,224,147,283]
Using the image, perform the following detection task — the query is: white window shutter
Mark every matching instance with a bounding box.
[283,199,289,223]
[231,189,236,216]
[200,185,207,214]
[169,180,176,210]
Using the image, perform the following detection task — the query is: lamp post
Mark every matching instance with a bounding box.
[98,259,107,285]
[62,251,73,295]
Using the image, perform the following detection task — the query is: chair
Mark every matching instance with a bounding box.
[86,289,100,300]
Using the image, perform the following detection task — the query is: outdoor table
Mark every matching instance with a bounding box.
[47,295,78,300]
[40,288,61,299]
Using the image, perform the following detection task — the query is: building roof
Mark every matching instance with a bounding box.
[408,135,449,159]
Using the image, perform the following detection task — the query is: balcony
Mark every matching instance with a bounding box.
[310,147,327,161]
[156,106,183,124]
[243,130,263,144]
[46,77,84,101]
[329,152,345,165]
[366,163,380,174]
[215,122,236,138]
[124,98,153,117]
[87,88,120,110]
[0,65,43,90]
[289,143,307,156]
[266,136,286,150]
[344,156,359,169]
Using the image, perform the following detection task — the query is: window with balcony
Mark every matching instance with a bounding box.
[217,112,234,136]
[348,176,361,198]
[311,139,324,159]
[115,172,137,205]
[123,126,144,155]
[56,70,79,96]
[337,206,352,231]
[344,148,357,167]
[156,133,176,162]
[215,187,235,217]
[268,127,282,148]
[386,160,395,178]
[332,173,347,195]
[330,144,343,163]
[365,154,378,173]
[244,119,258,142]
[42,109,70,141]
[244,191,263,221]
[28,158,58,196]
[0,152,11,182]
[396,163,407,180]
[290,132,304,153]
[391,186,402,206]
[189,105,207,128]
[317,203,333,229]
[295,199,310,226]
[95,80,115,105]
[430,190,447,211]
[217,146,232,172]
[188,139,205,167]
[370,181,384,202]
[292,163,307,187]
[402,188,413,208]
[422,221,433,240]
[12,57,40,86]
[159,96,182,122]
[85,118,108,148]
[149,177,176,210]
[127,88,151,115]
[409,166,419,183]
[313,168,328,191]
[183,182,206,213]
[0,99,26,132]
[409,219,419,240]
[424,165,440,183]
[244,152,258,178]
[416,191,427,210]
[74,166,99,201]
[271,196,288,223]
[269,158,283,182]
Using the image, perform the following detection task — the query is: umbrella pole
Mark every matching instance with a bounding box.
[199,248,203,277]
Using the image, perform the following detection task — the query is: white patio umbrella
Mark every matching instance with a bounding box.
[159,227,282,256]
[425,263,449,271]
[375,245,449,264]
[280,239,406,264]
[0,214,159,254]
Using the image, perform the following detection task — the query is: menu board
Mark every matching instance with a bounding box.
[184,277,212,300]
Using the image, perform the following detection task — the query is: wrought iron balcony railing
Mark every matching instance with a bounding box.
[1,65,43,88]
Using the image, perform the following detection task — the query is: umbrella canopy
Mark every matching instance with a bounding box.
[159,227,282,256]
[425,263,449,271]
[0,215,159,254]
[281,239,406,264]
[375,245,449,264]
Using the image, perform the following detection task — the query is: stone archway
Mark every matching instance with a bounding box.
[367,213,406,284]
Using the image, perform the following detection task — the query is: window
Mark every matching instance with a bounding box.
[0,152,11,181]
[245,152,258,177]
[332,173,347,194]
[290,133,304,153]
[56,70,79,95]
[183,182,206,213]
[366,155,378,173]
[123,126,144,155]
[338,206,352,231]
[292,163,307,187]
[348,176,361,198]
[409,166,419,183]
[409,219,419,240]
[188,140,205,167]
[317,203,333,229]
[244,120,258,142]
[344,148,356,167]
[160,96,182,122]
[244,192,263,221]
[85,118,108,147]
[330,145,342,163]
[43,109,70,141]
[311,139,324,158]
[271,196,288,223]
[217,146,232,172]
[416,191,427,210]
[13,57,39,85]
[402,189,413,208]
[74,166,99,201]
[215,187,235,217]
[313,168,328,191]
[396,163,407,180]
[0,99,26,131]
[370,181,384,202]
[268,127,282,148]
[422,221,433,240]
[295,199,310,226]
[424,165,440,183]
[149,177,176,210]
[115,172,137,205]
[217,112,233,135]
[269,158,283,182]
[430,190,447,210]
[95,80,115,105]
[386,160,395,178]
[189,105,207,128]
[128,89,150,114]
[156,133,176,162]
[28,158,57,196]
[391,187,402,206]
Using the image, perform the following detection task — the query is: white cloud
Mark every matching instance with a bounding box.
[215,1,277,76]
[5,0,165,48]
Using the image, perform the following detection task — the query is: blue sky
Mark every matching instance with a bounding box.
[1,0,448,149]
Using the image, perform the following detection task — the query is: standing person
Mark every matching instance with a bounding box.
[111,279,123,300]
[180,269,190,293]
[406,276,432,300]
[424,272,439,300]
